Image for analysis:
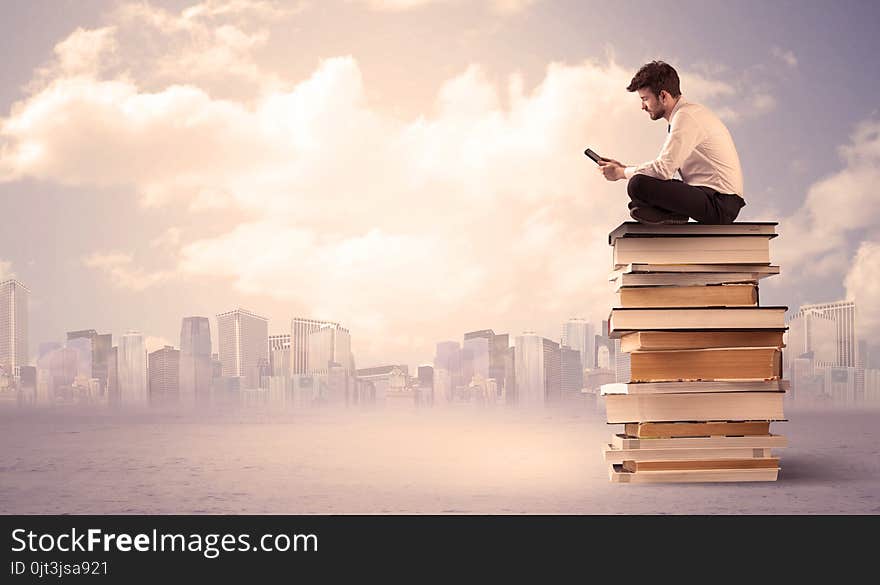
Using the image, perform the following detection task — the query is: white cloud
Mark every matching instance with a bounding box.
[0,2,771,365]
[845,241,880,334]
[145,335,173,353]
[775,118,880,276]
[0,260,12,280]
[771,46,798,68]
[82,253,171,291]
[352,0,537,12]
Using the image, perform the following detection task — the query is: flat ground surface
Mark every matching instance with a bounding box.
[1,404,878,514]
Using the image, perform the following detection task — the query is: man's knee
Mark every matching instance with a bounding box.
[627,173,653,200]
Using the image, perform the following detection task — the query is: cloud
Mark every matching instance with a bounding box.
[771,47,798,68]
[145,335,174,353]
[352,0,537,13]
[775,118,880,278]
[82,253,172,291]
[0,1,771,365]
[0,260,12,280]
[845,241,880,334]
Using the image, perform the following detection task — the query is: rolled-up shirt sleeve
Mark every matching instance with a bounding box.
[630,112,702,181]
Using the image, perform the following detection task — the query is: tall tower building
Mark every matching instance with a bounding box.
[269,334,291,377]
[148,346,180,405]
[560,345,584,395]
[119,330,147,406]
[307,324,352,375]
[515,332,544,407]
[290,318,337,375]
[67,329,112,397]
[180,317,212,407]
[562,318,595,369]
[433,341,461,403]
[790,301,857,367]
[0,278,29,375]
[216,308,268,389]
[786,309,838,368]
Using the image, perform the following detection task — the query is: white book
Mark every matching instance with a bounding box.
[608,464,779,483]
[601,380,790,396]
[603,391,785,424]
[603,444,773,464]
[608,306,787,337]
[610,433,788,450]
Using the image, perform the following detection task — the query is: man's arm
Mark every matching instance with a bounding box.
[624,112,702,181]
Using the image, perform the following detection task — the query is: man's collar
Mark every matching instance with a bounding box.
[668,96,686,122]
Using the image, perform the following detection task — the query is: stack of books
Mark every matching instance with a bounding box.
[601,222,788,483]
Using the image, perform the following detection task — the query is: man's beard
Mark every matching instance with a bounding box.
[650,105,666,120]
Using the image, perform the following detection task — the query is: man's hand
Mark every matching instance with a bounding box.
[597,158,627,181]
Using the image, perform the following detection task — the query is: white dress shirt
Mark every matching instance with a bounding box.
[624,97,744,198]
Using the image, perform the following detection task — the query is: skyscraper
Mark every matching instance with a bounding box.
[67,329,112,398]
[562,318,595,369]
[790,301,857,367]
[290,318,338,375]
[0,278,28,375]
[119,330,147,406]
[180,317,212,407]
[217,308,269,389]
[786,308,838,367]
[560,345,584,395]
[307,324,352,375]
[269,334,291,377]
[433,341,461,403]
[463,329,509,396]
[515,332,543,406]
[148,345,180,405]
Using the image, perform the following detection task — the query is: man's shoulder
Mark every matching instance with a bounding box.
[677,100,726,126]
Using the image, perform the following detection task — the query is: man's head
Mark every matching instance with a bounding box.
[627,61,681,121]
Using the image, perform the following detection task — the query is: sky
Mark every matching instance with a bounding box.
[1,0,879,369]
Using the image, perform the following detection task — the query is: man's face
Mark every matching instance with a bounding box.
[637,87,666,120]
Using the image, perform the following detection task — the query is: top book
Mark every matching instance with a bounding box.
[608,221,778,245]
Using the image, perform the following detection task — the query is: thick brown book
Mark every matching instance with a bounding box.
[624,421,772,438]
[628,347,782,382]
[613,236,772,267]
[609,306,787,337]
[608,221,778,244]
[603,391,785,423]
[620,330,785,352]
[621,458,779,472]
[616,284,757,308]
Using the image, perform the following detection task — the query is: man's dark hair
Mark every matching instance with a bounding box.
[626,61,681,98]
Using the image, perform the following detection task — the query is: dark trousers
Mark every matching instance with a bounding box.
[627,174,746,224]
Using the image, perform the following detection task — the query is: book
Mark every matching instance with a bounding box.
[621,458,779,472]
[609,464,779,483]
[608,306,787,337]
[623,421,772,438]
[609,264,779,288]
[620,330,785,352]
[610,433,787,450]
[616,284,757,308]
[611,263,780,276]
[613,236,772,267]
[601,380,789,395]
[627,347,782,382]
[603,392,785,424]
[604,444,773,464]
[608,221,778,244]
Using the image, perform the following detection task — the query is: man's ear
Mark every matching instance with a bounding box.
[658,90,670,103]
